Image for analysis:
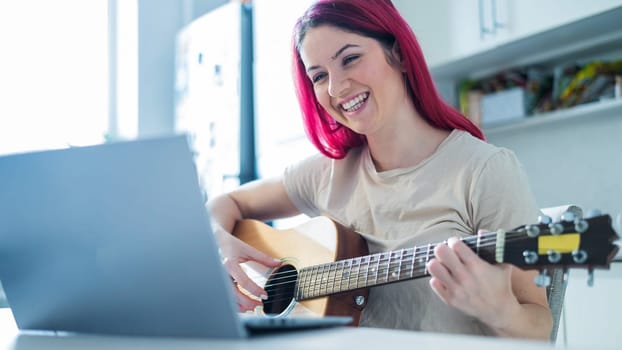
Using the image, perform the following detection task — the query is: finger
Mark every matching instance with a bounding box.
[224,261,269,300]
[447,237,481,267]
[426,258,456,289]
[234,284,262,312]
[241,242,282,268]
[433,240,463,271]
[429,277,450,305]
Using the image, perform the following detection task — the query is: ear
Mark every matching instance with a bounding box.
[391,42,405,72]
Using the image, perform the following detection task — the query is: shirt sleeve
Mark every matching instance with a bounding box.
[470,148,541,234]
[282,153,330,217]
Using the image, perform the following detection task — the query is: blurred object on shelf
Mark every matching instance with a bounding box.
[457,58,622,127]
[557,60,622,108]
[480,87,526,127]
[467,90,483,127]
[457,79,482,126]
[525,67,554,115]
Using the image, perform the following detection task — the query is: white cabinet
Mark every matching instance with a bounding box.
[506,0,622,44]
[560,262,622,349]
[394,0,622,68]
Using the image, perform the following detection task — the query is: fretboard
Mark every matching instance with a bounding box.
[295,231,504,301]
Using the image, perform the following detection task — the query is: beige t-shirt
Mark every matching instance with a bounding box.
[283,130,540,336]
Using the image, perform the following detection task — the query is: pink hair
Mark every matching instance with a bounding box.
[292,0,484,159]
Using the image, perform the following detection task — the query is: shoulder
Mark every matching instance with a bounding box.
[448,130,523,174]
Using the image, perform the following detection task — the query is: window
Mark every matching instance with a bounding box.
[0,0,109,156]
[0,0,109,308]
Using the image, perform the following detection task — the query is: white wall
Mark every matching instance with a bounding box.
[486,114,622,220]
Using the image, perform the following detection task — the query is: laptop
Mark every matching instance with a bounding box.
[0,134,351,338]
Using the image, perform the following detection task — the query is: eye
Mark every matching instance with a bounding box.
[343,54,360,65]
[311,72,327,84]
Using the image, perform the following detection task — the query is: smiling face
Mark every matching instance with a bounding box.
[299,25,408,137]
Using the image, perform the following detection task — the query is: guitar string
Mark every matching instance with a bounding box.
[259,230,526,284]
[257,233,549,305]
[259,233,527,296]
[260,243,496,303]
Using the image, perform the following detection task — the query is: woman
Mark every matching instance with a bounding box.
[208,0,552,340]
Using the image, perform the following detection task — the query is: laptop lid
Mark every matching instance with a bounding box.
[0,134,248,338]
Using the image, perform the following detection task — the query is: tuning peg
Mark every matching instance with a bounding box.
[547,249,561,263]
[574,219,589,233]
[585,209,602,219]
[548,222,564,235]
[525,224,540,237]
[523,250,538,265]
[534,269,551,288]
[566,205,583,219]
[587,268,594,287]
[538,214,552,225]
[572,249,588,264]
[560,211,576,222]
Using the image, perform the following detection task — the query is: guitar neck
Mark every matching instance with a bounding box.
[295,232,503,301]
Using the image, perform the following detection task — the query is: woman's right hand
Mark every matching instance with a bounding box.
[215,227,282,312]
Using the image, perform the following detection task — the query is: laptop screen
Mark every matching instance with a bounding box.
[0,134,247,338]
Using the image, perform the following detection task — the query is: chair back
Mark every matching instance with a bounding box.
[539,205,581,343]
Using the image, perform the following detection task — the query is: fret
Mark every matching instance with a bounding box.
[410,247,416,278]
[362,255,370,288]
[321,263,330,295]
[318,264,326,296]
[476,233,482,257]
[345,259,353,290]
[389,252,402,281]
[305,266,312,298]
[424,243,432,275]
[341,259,352,292]
[323,263,331,295]
[352,257,361,289]
[317,263,326,296]
[299,268,307,299]
[374,253,380,285]
[335,260,344,293]
[327,262,335,295]
[296,269,306,300]
[311,265,320,298]
[384,252,391,283]
[397,249,405,281]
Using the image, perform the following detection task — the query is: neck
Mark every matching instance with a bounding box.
[367,120,451,172]
[295,232,502,301]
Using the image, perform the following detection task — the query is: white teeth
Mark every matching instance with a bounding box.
[341,93,368,112]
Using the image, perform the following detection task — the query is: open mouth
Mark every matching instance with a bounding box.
[341,92,369,113]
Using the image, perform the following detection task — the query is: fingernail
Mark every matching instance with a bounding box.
[260,294,268,300]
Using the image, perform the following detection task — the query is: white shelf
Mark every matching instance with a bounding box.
[484,98,622,135]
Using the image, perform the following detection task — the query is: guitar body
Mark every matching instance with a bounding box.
[232,216,369,325]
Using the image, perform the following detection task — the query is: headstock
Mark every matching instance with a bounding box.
[502,209,619,287]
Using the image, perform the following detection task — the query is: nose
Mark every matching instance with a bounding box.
[328,72,349,98]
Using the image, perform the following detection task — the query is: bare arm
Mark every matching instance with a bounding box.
[206,176,301,311]
[428,237,552,340]
[207,175,300,235]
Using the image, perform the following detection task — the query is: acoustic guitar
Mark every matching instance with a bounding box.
[232,213,619,325]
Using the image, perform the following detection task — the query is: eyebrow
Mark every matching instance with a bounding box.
[305,43,361,73]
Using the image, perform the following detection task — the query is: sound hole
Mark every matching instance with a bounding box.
[263,264,297,315]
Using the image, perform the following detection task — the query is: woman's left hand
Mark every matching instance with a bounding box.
[426,235,520,329]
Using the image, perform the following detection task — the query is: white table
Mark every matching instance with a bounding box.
[0,308,561,350]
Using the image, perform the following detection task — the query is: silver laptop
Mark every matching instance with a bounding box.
[0,134,351,338]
